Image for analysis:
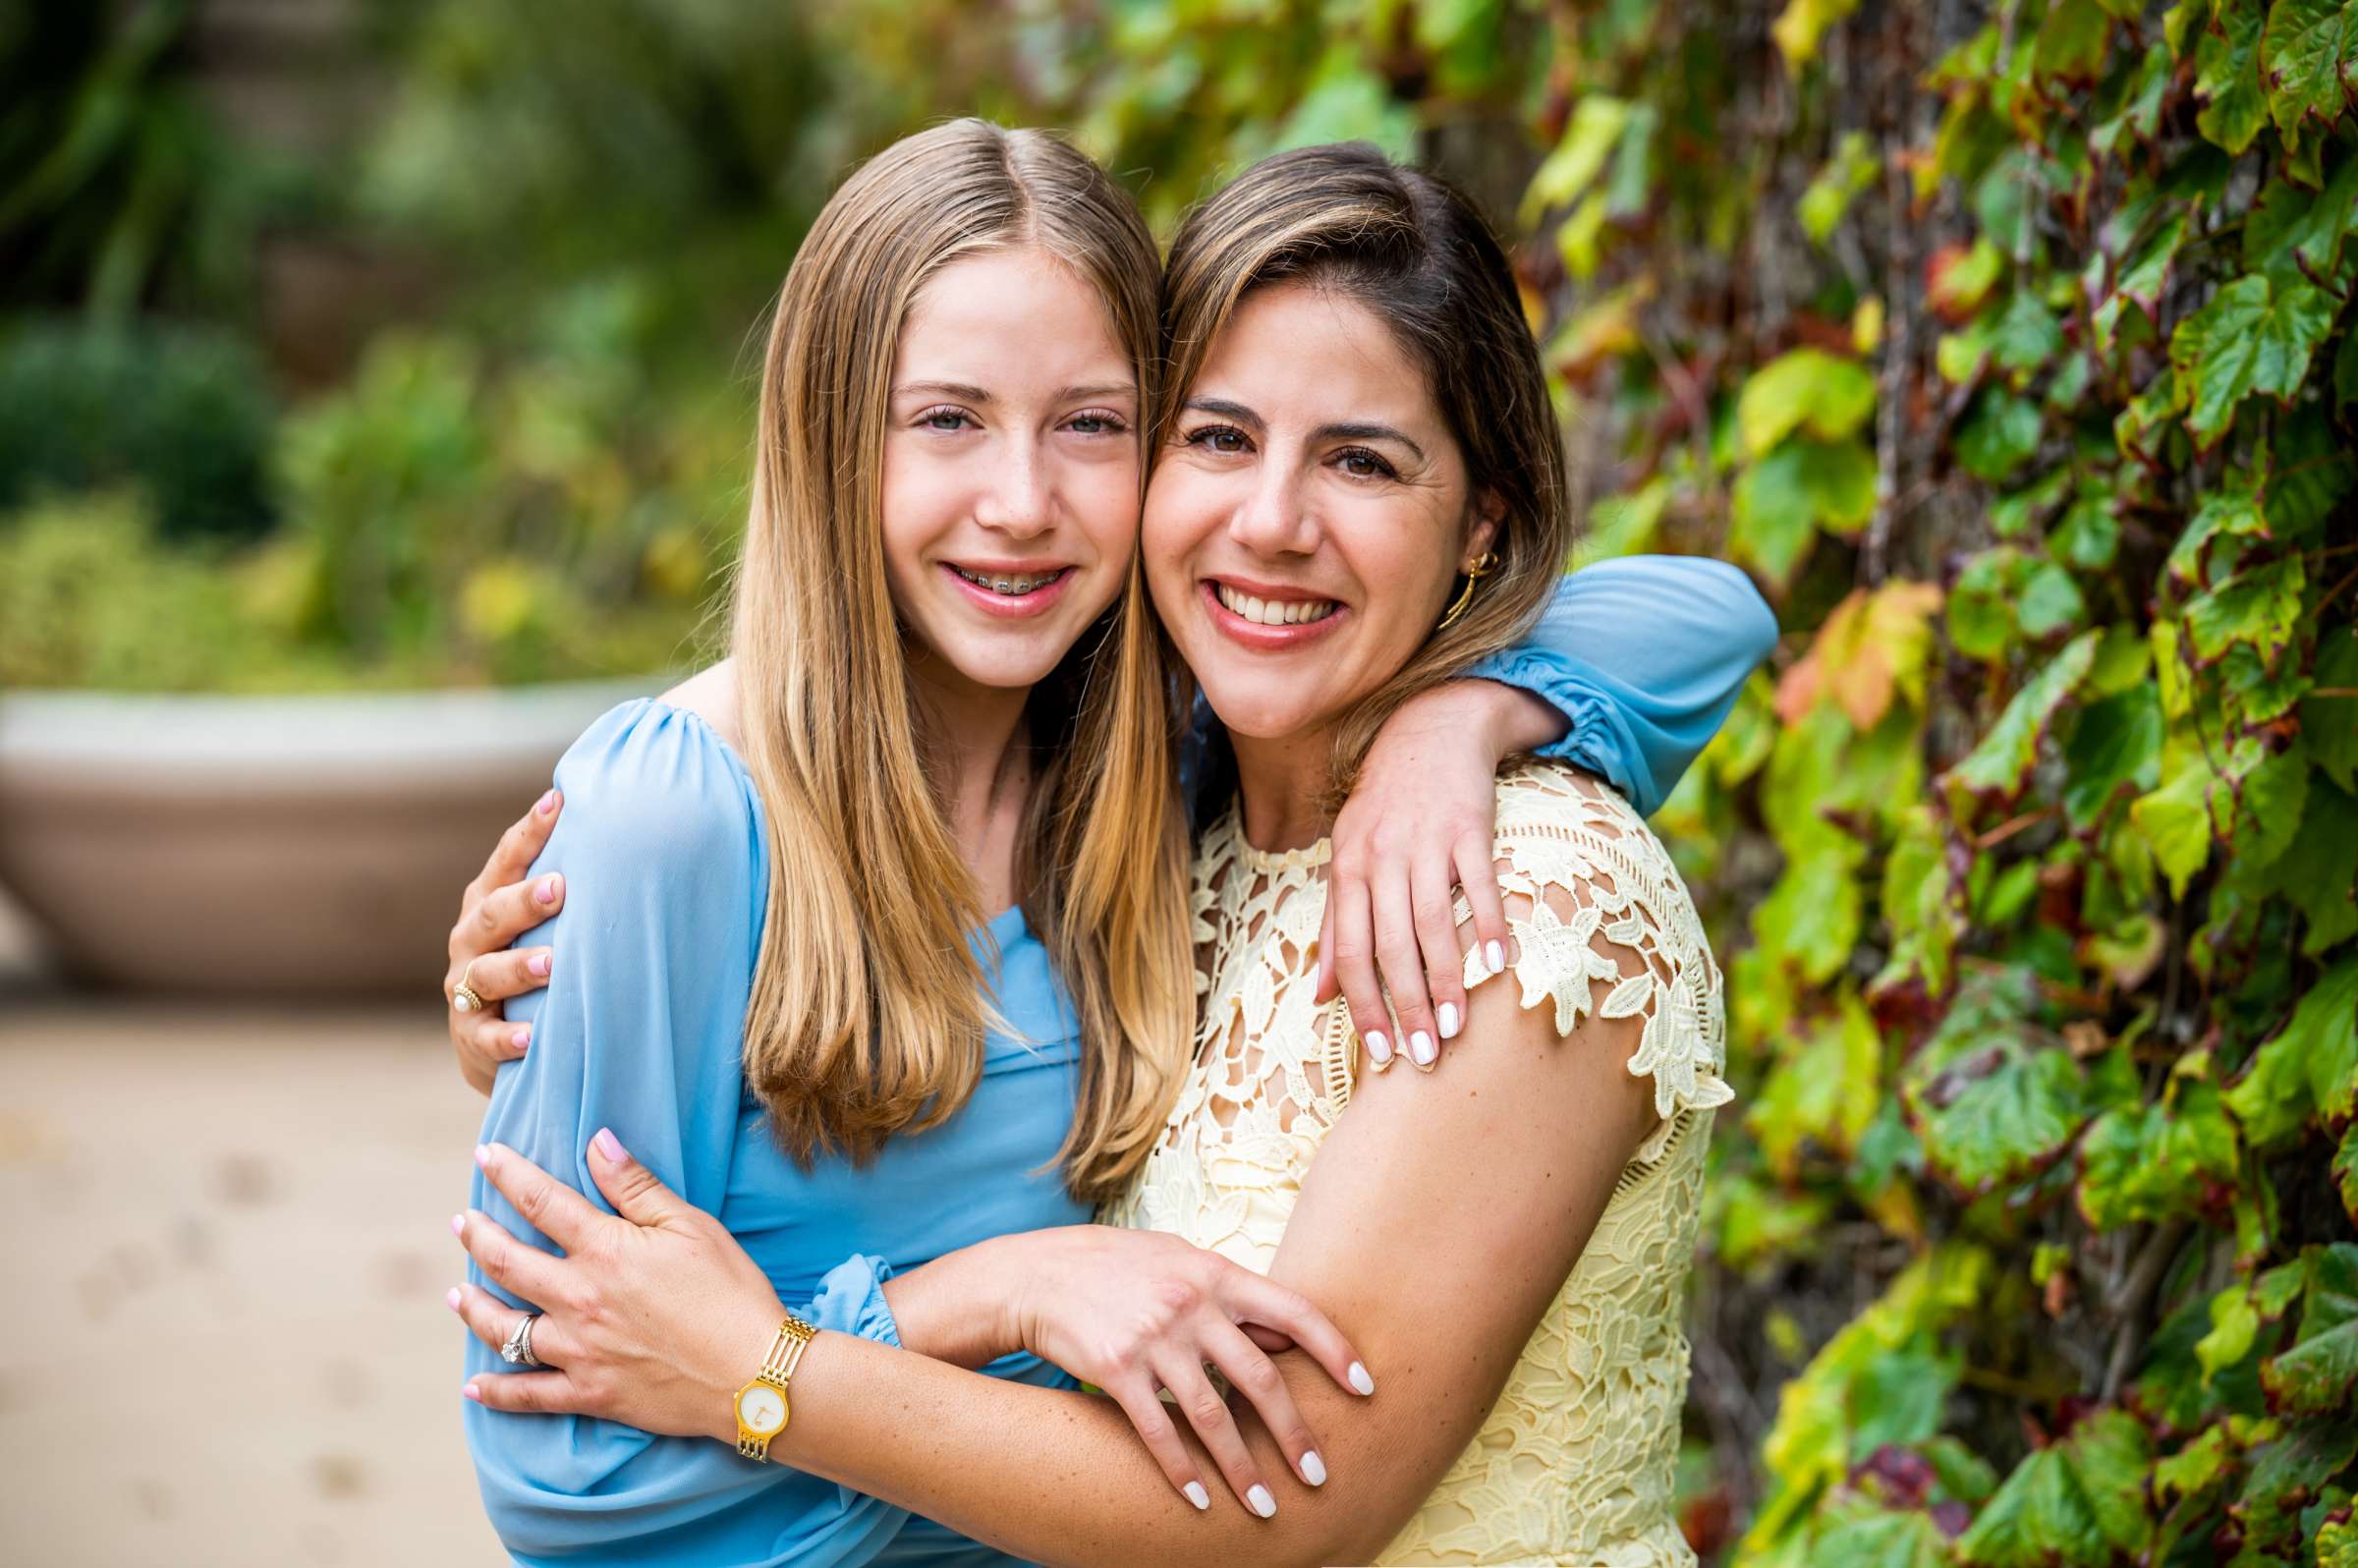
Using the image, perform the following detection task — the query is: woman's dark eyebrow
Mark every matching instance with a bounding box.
[1314,421,1426,462]
[1184,399,1424,460]
[1182,396,1264,431]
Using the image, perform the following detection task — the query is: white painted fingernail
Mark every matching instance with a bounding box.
[1183,1481,1209,1511]
[1247,1484,1276,1518]
[1485,939,1504,971]
[1300,1450,1326,1486]
[1366,1030,1391,1064]
[1410,1031,1435,1065]
[1349,1362,1376,1395]
[1437,1002,1461,1040]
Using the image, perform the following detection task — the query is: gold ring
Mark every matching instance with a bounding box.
[451,957,487,1015]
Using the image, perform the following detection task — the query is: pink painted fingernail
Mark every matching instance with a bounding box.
[592,1127,625,1162]
[474,1144,489,1169]
[528,952,550,978]
[536,790,557,815]
[462,1382,482,1402]
[451,1212,466,1237]
[511,1026,531,1050]
[446,1287,463,1313]
[537,873,561,904]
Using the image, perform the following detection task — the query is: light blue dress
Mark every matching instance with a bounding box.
[462,555,1776,1567]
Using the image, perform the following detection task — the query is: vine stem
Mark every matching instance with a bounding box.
[1972,806,2056,850]
[2318,560,2358,616]
[2102,1219,2190,1402]
[1865,1,1918,586]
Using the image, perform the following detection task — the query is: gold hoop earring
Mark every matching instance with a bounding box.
[1436,550,1498,632]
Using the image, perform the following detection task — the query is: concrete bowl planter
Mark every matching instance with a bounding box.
[0,677,667,994]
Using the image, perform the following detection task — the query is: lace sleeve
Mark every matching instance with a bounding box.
[1459,764,1732,1163]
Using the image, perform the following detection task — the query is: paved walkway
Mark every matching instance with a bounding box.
[0,993,506,1566]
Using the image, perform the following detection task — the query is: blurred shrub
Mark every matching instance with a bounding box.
[0,317,278,543]
[0,321,738,692]
[268,322,741,686]
[0,490,257,690]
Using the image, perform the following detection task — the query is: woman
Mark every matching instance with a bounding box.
[450,140,1749,1566]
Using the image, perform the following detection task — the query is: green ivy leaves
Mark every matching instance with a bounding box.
[1956,1409,2154,1566]
[2224,956,2358,1145]
[2198,0,2272,153]
[2266,1244,2358,1416]
[1731,349,1881,587]
[1739,348,1879,455]
[1418,0,2358,1557]
[2167,273,2337,447]
[2261,0,2358,141]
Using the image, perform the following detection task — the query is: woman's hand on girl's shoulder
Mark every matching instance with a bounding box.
[446,790,566,1095]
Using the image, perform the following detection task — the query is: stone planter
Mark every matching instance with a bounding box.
[0,678,668,994]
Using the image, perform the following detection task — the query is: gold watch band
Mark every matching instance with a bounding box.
[760,1313,816,1385]
[736,1313,817,1461]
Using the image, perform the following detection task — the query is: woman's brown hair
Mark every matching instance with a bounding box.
[732,119,1191,1203]
[1156,142,1575,799]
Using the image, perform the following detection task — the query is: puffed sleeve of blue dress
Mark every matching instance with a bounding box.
[461,700,967,1568]
[1179,555,1777,816]
[1466,555,1779,813]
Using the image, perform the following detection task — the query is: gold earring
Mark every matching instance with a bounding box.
[1436,550,1498,632]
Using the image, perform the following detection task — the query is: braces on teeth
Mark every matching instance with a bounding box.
[955,567,1061,595]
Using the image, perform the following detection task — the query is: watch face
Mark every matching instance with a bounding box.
[738,1383,787,1436]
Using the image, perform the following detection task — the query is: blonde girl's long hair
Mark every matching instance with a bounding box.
[1156,143,1575,804]
[731,119,1192,1204]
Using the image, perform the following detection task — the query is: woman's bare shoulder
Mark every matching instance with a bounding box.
[660,660,743,753]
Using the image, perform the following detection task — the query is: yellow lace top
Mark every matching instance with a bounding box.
[1104,762,1729,1566]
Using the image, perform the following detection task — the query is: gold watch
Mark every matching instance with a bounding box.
[734,1312,817,1461]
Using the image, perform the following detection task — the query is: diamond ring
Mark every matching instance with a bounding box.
[500,1312,543,1369]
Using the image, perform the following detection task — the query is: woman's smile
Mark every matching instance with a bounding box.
[1201,576,1348,648]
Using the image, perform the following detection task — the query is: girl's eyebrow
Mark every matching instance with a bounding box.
[897,380,993,402]
[895,380,1137,403]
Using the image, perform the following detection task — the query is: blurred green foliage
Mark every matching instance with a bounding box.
[0,489,261,690]
[0,317,277,542]
[266,318,741,686]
